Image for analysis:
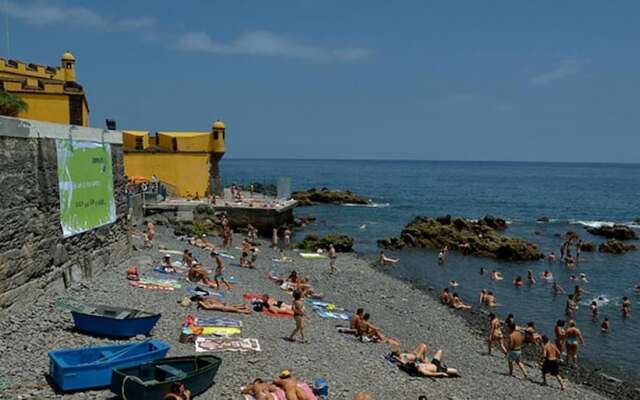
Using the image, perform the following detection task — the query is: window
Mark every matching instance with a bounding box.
[135,137,144,150]
[172,137,178,151]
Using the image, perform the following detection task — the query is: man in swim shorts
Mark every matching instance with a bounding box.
[241,379,274,400]
[507,321,528,380]
[541,335,565,390]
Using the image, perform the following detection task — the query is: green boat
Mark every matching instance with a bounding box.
[110,355,222,399]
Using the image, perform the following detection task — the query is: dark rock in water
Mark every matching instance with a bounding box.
[579,241,596,252]
[537,216,550,223]
[292,187,368,207]
[565,231,581,240]
[294,234,354,252]
[586,224,638,240]
[598,239,636,254]
[379,215,543,261]
[534,231,541,235]
[553,233,562,238]
[479,215,507,231]
[294,216,317,228]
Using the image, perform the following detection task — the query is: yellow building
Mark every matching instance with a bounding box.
[123,121,226,197]
[0,51,89,126]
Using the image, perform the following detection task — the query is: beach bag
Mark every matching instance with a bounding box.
[313,378,329,397]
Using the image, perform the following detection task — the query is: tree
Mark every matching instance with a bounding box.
[0,90,28,117]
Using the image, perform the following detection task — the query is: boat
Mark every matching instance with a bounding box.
[111,355,222,399]
[70,304,161,338]
[48,340,170,391]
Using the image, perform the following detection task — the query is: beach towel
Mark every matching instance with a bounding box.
[195,337,261,352]
[153,266,185,275]
[139,277,182,288]
[182,326,241,337]
[129,281,175,291]
[306,300,346,312]
[185,287,224,299]
[243,383,316,400]
[159,249,183,255]
[272,258,293,263]
[299,253,327,260]
[313,308,350,320]
[219,252,235,260]
[195,316,242,328]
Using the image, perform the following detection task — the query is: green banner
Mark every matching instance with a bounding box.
[56,139,116,237]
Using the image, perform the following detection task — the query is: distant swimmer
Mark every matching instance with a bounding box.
[541,270,553,281]
[378,251,399,266]
[590,301,599,321]
[491,270,504,281]
[601,317,610,333]
[437,251,445,264]
[513,276,524,288]
[479,267,486,276]
[547,252,556,263]
[573,285,588,302]
[479,290,487,304]
[622,297,632,318]
[485,291,497,307]
[527,270,536,285]
[566,294,577,318]
[449,280,459,288]
[579,273,589,283]
[359,224,367,230]
[634,285,640,294]
[552,282,565,295]
[566,256,576,268]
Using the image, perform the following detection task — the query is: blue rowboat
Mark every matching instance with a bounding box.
[111,355,222,399]
[48,339,170,391]
[70,305,161,338]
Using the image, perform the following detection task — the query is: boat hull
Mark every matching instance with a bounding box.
[48,340,170,392]
[71,308,161,338]
[111,355,222,399]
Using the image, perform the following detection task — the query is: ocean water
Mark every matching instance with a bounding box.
[221,159,640,381]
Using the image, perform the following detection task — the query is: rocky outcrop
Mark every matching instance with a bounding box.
[579,242,596,252]
[598,239,636,254]
[294,216,317,228]
[294,234,354,252]
[292,188,368,207]
[480,215,507,230]
[586,225,637,240]
[378,215,543,261]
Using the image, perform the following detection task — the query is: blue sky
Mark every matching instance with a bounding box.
[5,1,640,162]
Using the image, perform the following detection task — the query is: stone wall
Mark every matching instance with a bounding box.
[0,131,130,311]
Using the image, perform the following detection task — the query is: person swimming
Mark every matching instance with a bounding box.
[541,270,553,281]
[449,280,459,287]
[590,301,599,321]
[527,270,536,284]
[491,270,504,281]
[622,297,632,318]
[601,317,610,333]
[513,276,524,288]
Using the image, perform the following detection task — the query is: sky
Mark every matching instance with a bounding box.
[4,1,640,162]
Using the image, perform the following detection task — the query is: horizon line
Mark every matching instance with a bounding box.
[223,157,640,166]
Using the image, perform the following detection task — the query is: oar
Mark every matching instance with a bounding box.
[99,339,152,363]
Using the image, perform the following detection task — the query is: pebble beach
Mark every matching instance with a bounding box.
[0,225,629,400]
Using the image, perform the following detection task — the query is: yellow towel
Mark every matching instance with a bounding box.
[201,326,241,336]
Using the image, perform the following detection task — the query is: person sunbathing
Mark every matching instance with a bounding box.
[190,237,217,252]
[260,294,292,313]
[394,348,460,378]
[357,313,400,345]
[378,251,400,266]
[350,308,364,331]
[197,298,251,314]
[391,342,428,365]
[295,277,324,299]
[160,255,176,273]
[274,370,309,400]
[187,264,215,287]
[450,293,471,310]
[440,288,451,305]
[241,379,275,400]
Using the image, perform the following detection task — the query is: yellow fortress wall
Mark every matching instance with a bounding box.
[0,51,89,126]
[123,121,226,197]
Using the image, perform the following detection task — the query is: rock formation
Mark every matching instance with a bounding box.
[294,234,354,252]
[586,224,638,240]
[378,215,542,261]
[598,239,636,254]
[292,188,368,206]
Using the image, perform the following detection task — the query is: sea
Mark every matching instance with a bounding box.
[221,159,640,382]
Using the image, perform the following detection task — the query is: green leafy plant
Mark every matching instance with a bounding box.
[0,91,28,117]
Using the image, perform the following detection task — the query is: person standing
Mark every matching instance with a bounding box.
[283,228,292,249]
[541,335,566,390]
[506,320,528,380]
[328,244,337,274]
[565,320,584,365]
[271,228,279,248]
[622,297,632,318]
[288,290,306,343]
[554,320,566,354]
[144,220,155,248]
[212,252,232,290]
